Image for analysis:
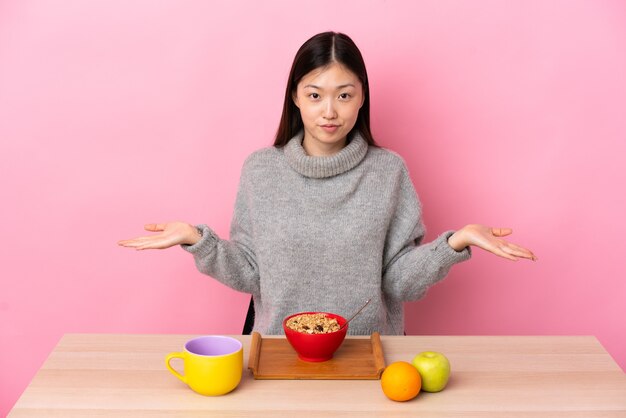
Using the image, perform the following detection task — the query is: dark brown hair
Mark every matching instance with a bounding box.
[273,32,378,148]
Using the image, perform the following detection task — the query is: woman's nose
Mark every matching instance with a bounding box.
[322,99,337,119]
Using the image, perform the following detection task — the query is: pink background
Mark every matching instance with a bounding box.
[1,0,625,414]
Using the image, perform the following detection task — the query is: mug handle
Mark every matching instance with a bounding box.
[165,352,187,384]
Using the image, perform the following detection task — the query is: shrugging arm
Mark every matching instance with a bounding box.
[182,168,260,295]
[381,167,471,302]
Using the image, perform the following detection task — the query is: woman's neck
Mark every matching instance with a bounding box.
[283,131,368,179]
[302,135,347,156]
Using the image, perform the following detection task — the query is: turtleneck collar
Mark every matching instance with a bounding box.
[283,131,369,178]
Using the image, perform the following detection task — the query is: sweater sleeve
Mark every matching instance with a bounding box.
[381,165,471,302]
[180,162,260,295]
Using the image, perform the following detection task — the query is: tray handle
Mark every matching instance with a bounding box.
[248,331,262,377]
[370,332,385,378]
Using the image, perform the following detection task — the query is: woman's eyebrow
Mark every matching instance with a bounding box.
[303,83,356,89]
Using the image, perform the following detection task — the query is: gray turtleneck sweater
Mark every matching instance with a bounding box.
[183,131,471,335]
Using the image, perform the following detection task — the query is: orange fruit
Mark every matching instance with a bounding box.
[380,361,421,401]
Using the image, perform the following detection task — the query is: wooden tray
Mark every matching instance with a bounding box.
[247,331,385,380]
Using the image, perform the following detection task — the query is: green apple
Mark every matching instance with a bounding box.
[411,351,450,392]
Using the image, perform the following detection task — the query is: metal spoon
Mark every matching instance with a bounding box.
[339,298,372,331]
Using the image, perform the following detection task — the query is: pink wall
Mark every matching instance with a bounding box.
[1,0,625,414]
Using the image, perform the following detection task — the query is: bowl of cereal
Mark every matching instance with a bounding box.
[283,311,348,362]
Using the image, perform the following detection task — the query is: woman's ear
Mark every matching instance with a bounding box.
[292,90,300,109]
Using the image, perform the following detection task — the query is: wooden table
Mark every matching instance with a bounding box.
[8,334,626,417]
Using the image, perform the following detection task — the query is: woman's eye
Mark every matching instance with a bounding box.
[339,93,351,100]
[309,93,320,99]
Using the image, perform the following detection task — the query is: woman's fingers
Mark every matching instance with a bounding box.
[144,223,166,232]
[490,245,519,261]
[118,238,152,247]
[119,237,171,250]
[118,234,163,245]
[118,233,169,248]
[497,241,537,261]
[491,227,512,237]
[118,223,169,246]
[117,240,143,248]
[134,242,167,250]
[489,227,537,261]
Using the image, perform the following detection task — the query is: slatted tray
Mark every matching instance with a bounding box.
[247,332,385,380]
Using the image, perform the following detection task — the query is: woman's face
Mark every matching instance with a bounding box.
[293,62,364,156]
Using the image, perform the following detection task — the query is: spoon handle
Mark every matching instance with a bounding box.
[340,298,372,330]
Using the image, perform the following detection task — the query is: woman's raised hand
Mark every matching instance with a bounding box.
[447,224,537,261]
[117,222,201,250]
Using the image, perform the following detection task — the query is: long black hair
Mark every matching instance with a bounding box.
[273,32,377,148]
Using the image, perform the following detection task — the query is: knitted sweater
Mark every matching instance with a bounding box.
[183,131,471,335]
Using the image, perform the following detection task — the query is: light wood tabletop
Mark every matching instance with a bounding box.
[8,334,626,417]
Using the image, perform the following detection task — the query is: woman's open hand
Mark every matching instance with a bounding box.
[448,224,537,261]
[117,222,201,250]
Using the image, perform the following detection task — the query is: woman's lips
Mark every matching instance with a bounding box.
[320,124,339,133]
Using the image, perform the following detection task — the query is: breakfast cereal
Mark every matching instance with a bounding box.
[286,313,340,334]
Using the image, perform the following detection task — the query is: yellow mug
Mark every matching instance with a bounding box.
[165,335,243,396]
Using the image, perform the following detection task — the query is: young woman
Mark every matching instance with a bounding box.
[118,32,536,335]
